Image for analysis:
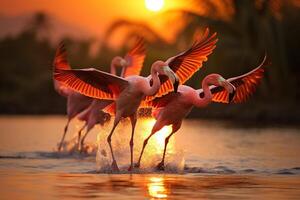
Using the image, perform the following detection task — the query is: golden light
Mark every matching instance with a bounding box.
[145,0,164,12]
[142,119,174,153]
[147,177,168,199]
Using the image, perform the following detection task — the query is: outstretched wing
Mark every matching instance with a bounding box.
[52,42,72,97]
[53,42,71,70]
[53,80,72,97]
[198,55,269,104]
[146,28,218,101]
[53,44,129,100]
[141,92,180,108]
[122,38,146,77]
[54,68,129,100]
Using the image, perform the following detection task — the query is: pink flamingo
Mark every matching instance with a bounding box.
[76,39,146,151]
[54,28,217,171]
[136,55,268,170]
[53,59,179,172]
[54,39,145,151]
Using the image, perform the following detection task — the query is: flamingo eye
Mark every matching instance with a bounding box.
[218,77,225,85]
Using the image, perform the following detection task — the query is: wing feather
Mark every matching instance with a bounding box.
[145,28,218,101]
[53,44,129,100]
[123,38,146,77]
[199,55,269,104]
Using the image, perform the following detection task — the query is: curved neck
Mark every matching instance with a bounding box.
[193,76,213,107]
[144,65,161,96]
[110,56,122,76]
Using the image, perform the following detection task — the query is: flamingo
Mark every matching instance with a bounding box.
[136,55,268,170]
[54,28,217,171]
[76,39,146,151]
[54,39,145,151]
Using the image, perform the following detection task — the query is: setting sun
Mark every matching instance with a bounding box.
[145,0,164,12]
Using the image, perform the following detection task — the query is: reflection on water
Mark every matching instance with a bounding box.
[1,170,299,200]
[1,116,300,199]
[147,177,168,199]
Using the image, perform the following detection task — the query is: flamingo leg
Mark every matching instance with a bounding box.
[58,119,71,151]
[107,114,121,171]
[135,121,164,168]
[80,128,91,153]
[77,123,87,147]
[128,114,137,171]
[156,122,182,170]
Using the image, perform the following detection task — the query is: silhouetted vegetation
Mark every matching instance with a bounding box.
[0,1,300,123]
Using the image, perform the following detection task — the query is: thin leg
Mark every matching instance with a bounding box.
[156,121,182,170]
[107,114,121,171]
[128,114,137,171]
[135,121,164,168]
[77,123,86,147]
[80,128,91,153]
[58,119,71,151]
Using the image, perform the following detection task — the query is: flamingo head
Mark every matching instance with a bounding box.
[120,58,127,67]
[206,74,236,103]
[112,56,127,68]
[103,112,111,123]
[153,61,179,93]
[98,112,111,125]
[216,75,236,103]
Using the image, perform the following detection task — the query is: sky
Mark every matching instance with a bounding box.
[0,0,186,44]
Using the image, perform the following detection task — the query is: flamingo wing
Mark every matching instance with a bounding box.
[140,92,180,108]
[52,42,73,97]
[199,55,268,104]
[53,80,72,97]
[145,28,218,101]
[123,38,146,77]
[53,42,71,70]
[54,68,129,100]
[53,44,129,100]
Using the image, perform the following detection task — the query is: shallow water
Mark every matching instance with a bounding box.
[0,116,300,199]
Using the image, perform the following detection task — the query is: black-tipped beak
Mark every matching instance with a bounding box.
[173,79,179,93]
[228,89,236,103]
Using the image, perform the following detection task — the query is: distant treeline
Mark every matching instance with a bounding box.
[0,1,299,123]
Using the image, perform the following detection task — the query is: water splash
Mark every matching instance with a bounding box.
[56,134,97,156]
[96,118,185,173]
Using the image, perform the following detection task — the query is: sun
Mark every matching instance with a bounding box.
[145,0,164,12]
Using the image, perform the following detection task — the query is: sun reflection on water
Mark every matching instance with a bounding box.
[142,118,174,154]
[96,117,183,170]
[147,177,168,199]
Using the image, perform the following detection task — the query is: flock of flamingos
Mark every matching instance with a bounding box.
[53,28,268,172]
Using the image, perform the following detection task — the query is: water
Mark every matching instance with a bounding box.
[0,116,300,199]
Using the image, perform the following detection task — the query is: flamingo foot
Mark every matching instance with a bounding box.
[57,146,62,152]
[156,162,165,171]
[57,142,65,152]
[134,163,140,168]
[79,143,85,154]
[128,165,134,171]
[79,147,85,154]
[111,160,120,172]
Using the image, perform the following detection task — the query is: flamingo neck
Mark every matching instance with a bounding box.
[110,56,123,76]
[193,76,213,107]
[144,65,161,96]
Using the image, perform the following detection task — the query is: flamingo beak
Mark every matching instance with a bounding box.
[229,90,235,103]
[173,76,179,93]
[228,84,236,103]
[120,59,127,67]
[163,66,179,93]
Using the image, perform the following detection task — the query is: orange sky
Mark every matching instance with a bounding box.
[0,0,185,42]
